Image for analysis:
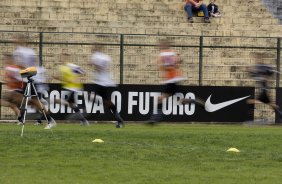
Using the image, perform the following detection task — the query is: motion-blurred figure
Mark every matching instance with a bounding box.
[247,52,282,121]
[90,44,124,128]
[0,54,22,121]
[54,53,89,126]
[13,34,56,129]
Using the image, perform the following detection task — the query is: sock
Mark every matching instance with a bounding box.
[40,114,51,122]
[18,116,23,122]
[108,104,122,122]
[73,106,86,121]
[157,103,162,111]
[36,117,42,123]
[73,106,80,113]
[114,111,123,122]
[109,103,117,112]
[17,108,26,122]
[148,103,163,122]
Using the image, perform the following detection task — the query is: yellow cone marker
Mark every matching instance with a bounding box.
[92,139,104,143]
[226,147,240,153]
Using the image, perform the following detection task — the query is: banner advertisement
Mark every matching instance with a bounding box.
[28,84,254,122]
[276,88,282,123]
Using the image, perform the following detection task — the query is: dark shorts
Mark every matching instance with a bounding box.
[258,90,271,104]
[94,85,111,101]
[163,83,179,96]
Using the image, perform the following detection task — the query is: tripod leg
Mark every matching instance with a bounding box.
[30,82,56,130]
[31,83,49,122]
[21,83,31,137]
[19,87,28,109]
[18,83,29,122]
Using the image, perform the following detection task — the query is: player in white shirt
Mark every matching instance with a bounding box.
[91,44,124,128]
[32,66,52,126]
[13,35,56,129]
[13,35,37,68]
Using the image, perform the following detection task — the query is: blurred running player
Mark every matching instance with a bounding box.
[13,34,37,68]
[90,44,124,128]
[147,39,204,124]
[247,53,282,120]
[32,65,50,126]
[0,54,22,120]
[54,53,89,126]
[13,34,56,129]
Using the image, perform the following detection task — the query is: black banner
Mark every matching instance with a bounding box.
[276,88,282,123]
[32,84,254,122]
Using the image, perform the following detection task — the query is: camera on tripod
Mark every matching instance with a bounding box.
[19,67,37,78]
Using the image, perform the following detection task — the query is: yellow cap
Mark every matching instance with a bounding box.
[19,67,37,77]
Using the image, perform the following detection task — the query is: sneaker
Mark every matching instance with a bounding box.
[147,109,162,124]
[17,116,23,125]
[146,120,157,126]
[204,18,210,23]
[44,124,53,129]
[44,118,56,129]
[80,120,90,126]
[188,17,194,23]
[115,121,124,128]
[34,122,42,126]
[16,121,23,125]
[146,117,160,126]
[34,120,42,126]
[114,111,124,123]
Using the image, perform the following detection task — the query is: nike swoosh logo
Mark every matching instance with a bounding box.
[205,95,250,112]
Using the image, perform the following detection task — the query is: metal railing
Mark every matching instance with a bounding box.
[0,31,280,87]
[0,31,281,120]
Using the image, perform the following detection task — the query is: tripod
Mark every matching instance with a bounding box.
[19,76,49,136]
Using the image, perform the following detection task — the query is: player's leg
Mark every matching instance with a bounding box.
[34,92,45,125]
[97,85,124,128]
[29,97,56,128]
[67,90,89,126]
[0,97,20,117]
[147,83,176,124]
[104,99,124,128]
[181,97,205,108]
[260,91,282,119]
[4,90,26,124]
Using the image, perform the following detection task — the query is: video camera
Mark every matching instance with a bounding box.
[19,67,37,78]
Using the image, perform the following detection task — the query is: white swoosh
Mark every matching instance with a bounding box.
[205,95,250,112]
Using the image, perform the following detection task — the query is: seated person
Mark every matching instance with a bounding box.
[184,0,210,23]
[207,0,221,17]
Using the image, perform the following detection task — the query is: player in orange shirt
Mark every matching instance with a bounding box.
[0,54,23,120]
[147,40,186,124]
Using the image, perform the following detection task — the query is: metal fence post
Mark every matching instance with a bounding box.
[120,34,124,84]
[276,37,281,88]
[39,32,43,66]
[199,36,203,86]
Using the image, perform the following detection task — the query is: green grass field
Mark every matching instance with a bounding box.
[1,123,282,184]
